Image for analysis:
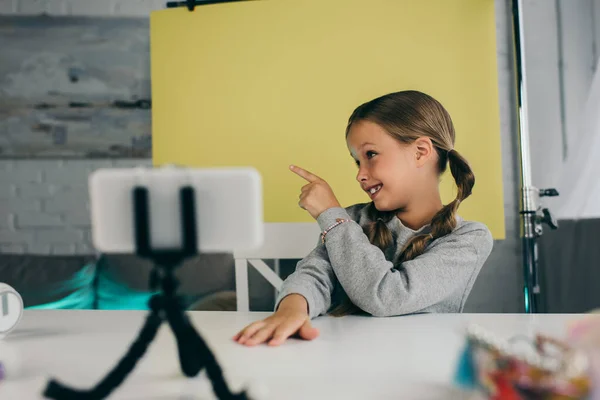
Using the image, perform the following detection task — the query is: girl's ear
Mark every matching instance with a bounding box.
[414,137,434,167]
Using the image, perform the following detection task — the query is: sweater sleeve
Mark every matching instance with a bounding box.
[316,207,493,317]
[274,238,337,319]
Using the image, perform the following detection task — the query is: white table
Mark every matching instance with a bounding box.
[0,311,584,400]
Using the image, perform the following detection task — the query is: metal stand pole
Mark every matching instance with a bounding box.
[511,0,559,313]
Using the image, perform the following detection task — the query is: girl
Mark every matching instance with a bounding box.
[234,90,493,347]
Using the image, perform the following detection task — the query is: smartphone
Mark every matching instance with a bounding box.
[89,166,264,254]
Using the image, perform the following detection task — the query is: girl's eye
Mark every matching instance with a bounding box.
[354,151,377,166]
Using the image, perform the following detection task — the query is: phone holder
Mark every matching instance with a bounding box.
[0,283,24,340]
[43,186,250,400]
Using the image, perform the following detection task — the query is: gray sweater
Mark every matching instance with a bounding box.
[275,203,494,318]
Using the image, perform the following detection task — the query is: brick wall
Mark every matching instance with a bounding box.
[0,0,164,16]
[0,0,160,255]
[0,159,151,254]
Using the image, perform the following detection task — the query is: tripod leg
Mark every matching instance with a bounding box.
[157,271,205,377]
[164,297,249,400]
[163,295,205,376]
[44,296,164,400]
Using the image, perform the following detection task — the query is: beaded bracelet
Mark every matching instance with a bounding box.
[321,218,352,244]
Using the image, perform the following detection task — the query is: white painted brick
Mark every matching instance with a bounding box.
[0,168,42,184]
[43,196,89,213]
[83,160,115,174]
[44,166,89,186]
[76,242,96,254]
[15,212,62,228]
[0,198,42,213]
[36,229,83,243]
[32,160,65,170]
[51,244,77,255]
[113,159,151,168]
[0,243,26,253]
[48,185,81,198]
[28,243,52,255]
[44,0,68,14]
[0,0,17,14]
[0,185,16,199]
[113,0,162,17]
[17,183,53,198]
[17,0,46,14]
[0,166,43,184]
[0,229,35,243]
[67,0,114,16]
[5,214,15,229]
[63,211,91,227]
[83,229,93,243]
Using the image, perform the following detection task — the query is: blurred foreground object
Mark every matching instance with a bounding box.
[454,324,592,399]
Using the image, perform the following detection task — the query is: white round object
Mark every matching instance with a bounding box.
[0,283,24,339]
[0,342,23,380]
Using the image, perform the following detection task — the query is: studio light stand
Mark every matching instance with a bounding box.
[512,0,560,313]
[43,187,249,400]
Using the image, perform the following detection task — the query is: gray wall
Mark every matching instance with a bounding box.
[0,0,597,313]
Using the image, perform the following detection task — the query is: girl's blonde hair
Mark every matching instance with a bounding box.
[329,90,475,316]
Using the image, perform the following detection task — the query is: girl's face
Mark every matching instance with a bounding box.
[346,120,427,212]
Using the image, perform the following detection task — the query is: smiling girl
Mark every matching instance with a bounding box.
[234,90,493,347]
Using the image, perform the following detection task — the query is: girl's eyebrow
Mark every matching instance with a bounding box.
[350,142,377,158]
[358,142,376,149]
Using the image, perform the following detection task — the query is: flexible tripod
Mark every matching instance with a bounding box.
[43,187,249,400]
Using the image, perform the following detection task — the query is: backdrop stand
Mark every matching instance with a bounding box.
[512,0,560,313]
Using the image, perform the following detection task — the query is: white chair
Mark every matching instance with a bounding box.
[233,223,321,312]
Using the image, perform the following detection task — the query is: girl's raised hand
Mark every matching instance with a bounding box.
[290,165,341,220]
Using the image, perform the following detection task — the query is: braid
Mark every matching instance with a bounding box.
[364,203,396,251]
[398,149,474,263]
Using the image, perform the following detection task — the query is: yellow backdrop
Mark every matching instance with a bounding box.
[150,0,505,239]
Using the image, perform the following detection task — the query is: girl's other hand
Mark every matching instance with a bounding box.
[233,294,319,346]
